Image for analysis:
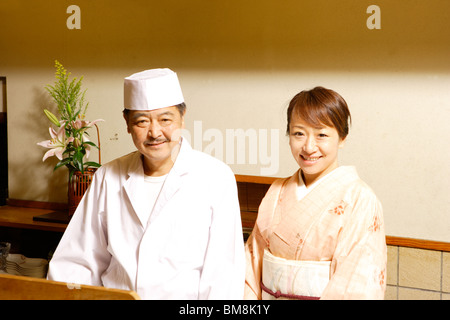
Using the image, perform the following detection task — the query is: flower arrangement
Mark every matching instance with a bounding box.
[37,61,103,180]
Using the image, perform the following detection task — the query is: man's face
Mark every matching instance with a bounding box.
[125,106,185,176]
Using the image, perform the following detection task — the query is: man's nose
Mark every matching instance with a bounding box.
[148,122,162,138]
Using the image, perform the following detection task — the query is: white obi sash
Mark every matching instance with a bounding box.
[261,249,331,300]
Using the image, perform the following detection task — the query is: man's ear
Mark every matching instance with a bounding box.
[123,113,131,134]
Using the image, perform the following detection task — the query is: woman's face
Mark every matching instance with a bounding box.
[289,112,345,186]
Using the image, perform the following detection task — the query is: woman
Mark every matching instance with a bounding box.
[244,87,386,300]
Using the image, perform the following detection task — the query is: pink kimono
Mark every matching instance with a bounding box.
[245,166,387,300]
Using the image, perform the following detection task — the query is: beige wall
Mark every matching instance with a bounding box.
[1,0,449,242]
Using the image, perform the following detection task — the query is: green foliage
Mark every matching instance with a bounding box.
[42,60,102,178]
[45,60,89,122]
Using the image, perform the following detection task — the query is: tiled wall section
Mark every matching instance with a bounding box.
[386,246,450,300]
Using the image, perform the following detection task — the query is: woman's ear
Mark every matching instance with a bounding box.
[338,137,346,149]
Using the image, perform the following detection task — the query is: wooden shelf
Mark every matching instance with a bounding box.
[386,236,450,252]
[0,205,67,233]
[235,174,278,185]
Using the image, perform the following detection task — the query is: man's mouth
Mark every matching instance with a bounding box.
[146,140,168,147]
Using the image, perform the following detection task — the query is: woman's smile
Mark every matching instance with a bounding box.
[300,154,322,162]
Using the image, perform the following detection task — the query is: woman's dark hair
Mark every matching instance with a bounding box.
[286,87,351,139]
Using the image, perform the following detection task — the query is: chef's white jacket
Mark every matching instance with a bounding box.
[47,139,245,299]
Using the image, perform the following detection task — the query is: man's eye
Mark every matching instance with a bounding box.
[135,120,148,126]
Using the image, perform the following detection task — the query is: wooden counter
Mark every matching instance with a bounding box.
[0,205,67,233]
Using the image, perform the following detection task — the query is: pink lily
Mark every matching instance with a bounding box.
[72,118,104,131]
[37,125,74,161]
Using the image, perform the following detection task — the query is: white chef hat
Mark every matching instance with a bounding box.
[124,68,184,110]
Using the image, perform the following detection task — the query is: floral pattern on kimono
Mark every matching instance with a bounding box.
[244,166,387,300]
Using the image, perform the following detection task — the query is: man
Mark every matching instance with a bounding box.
[48,68,245,299]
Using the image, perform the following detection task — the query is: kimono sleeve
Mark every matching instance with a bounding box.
[321,184,387,300]
[244,223,265,299]
[47,168,111,286]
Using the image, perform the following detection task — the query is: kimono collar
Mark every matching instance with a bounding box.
[297,166,359,189]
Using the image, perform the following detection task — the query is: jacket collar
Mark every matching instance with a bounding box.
[124,138,193,227]
[148,138,192,224]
